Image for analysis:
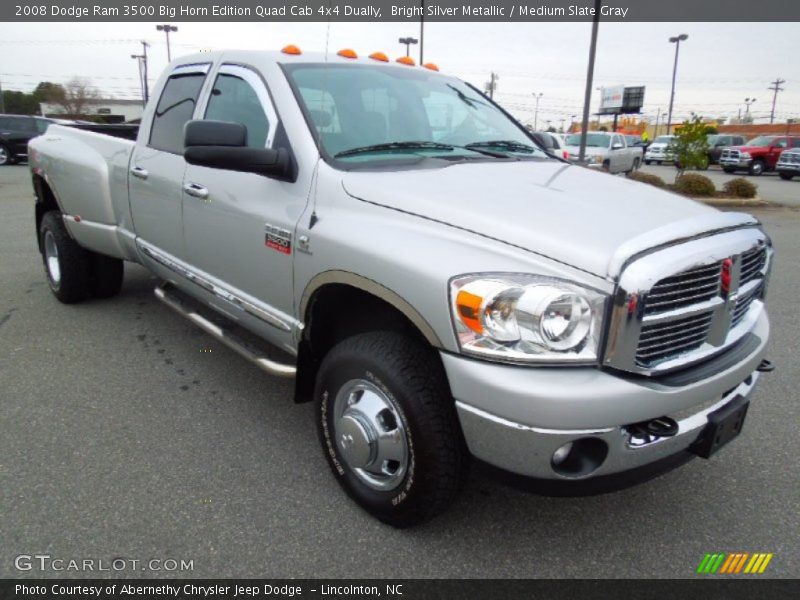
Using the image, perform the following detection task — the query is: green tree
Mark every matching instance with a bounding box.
[669,114,710,180]
[1,90,39,114]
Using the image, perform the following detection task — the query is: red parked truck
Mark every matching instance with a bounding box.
[719,135,800,175]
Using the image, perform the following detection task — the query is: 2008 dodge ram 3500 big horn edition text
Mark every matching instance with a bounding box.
[29,49,773,528]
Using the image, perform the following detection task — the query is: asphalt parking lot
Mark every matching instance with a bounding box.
[639,163,800,207]
[1,164,799,579]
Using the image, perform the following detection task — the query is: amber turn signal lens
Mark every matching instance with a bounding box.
[456,290,484,334]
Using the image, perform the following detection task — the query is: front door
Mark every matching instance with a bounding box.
[181,64,309,344]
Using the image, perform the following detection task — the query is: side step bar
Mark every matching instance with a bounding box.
[154,283,297,378]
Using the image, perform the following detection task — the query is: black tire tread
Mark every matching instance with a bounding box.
[317,331,469,527]
[39,211,91,303]
[89,253,124,298]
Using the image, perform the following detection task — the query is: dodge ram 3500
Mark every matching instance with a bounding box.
[29,49,773,527]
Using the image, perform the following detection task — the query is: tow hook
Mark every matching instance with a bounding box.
[757,359,775,373]
[628,416,680,445]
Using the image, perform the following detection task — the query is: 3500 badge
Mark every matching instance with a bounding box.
[265,224,292,255]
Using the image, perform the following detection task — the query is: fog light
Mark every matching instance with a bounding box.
[552,442,573,466]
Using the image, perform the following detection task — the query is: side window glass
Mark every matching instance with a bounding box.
[149,72,207,154]
[792,139,800,148]
[775,139,788,148]
[35,119,52,134]
[205,72,270,148]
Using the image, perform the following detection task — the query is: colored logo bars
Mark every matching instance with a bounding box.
[697,552,774,574]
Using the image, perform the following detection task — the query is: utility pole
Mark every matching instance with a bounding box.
[156,24,178,62]
[131,54,146,107]
[485,72,499,99]
[531,92,543,130]
[419,0,424,64]
[578,0,601,163]
[666,33,689,135]
[767,78,785,124]
[654,107,661,136]
[141,40,150,104]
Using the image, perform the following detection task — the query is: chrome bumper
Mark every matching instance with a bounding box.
[443,312,768,480]
[720,158,752,168]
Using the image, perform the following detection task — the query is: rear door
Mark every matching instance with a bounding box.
[129,63,210,259]
[181,63,307,339]
[3,116,37,157]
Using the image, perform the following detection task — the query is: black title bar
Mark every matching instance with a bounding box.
[5,0,800,22]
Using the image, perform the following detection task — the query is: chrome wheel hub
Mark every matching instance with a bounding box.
[333,379,409,492]
[44,230,61,286]
[0,147,8,165]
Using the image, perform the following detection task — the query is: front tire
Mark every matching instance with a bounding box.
[779,172,794,181]
[0,144,15,166]
[89,254,124,298]
[39,211,91,303]
[749,160,765,176]
[315,332,468,528]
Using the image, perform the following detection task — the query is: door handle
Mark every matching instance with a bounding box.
[130,166,149,180]
[183,182,209,200]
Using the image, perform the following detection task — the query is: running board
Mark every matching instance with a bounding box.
[154,283,297,378]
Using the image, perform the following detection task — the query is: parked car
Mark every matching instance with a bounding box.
[644,135,676,165]
[531,131,569,159]
[720,136,800,175]
[776,148,800,180]
[706,134,746,165]
[624,134,647,150]
[563,132,642,173]
[0,114,57,165]
[29,49,773,527]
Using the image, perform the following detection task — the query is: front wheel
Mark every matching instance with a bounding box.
[644,160,652,165]
[723,167,736,173]
[749,160,765,176]
[315,332,468,528]
[779,172,794,181]
[0,144,15,166]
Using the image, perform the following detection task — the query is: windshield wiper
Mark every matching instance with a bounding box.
[465,140,539,154]
[334,141,454,158]
[446,84,490,109]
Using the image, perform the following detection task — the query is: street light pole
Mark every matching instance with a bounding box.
[398,36,418,58]
[131,54,146,108]
[666,33,688,135]
[578,0,602,164]
[531,92,543,130]
[419,1,424,64]
[156,24,178,62]
[141,40,150,104]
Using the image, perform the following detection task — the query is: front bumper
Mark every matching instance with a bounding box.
[720,158,752,169]
[776,162,800,173]
[443,311,768,482]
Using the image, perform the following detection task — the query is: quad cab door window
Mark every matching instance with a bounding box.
[130,64,209,260]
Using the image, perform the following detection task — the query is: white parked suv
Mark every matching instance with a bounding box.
[645,135,677,165]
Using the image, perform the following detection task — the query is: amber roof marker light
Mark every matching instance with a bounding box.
[281,44,302,55]
[423,63,439,71]
[337,49,358,59]
[396,56,416,66]
[368,52,389,62]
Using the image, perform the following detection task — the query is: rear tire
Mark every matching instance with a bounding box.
[89,254,124,298]
[315,331,469,528]
[723,167,736,173]
[39,211,91,303]
[644,160,652,165]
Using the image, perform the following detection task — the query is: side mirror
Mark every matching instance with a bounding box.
[183,120,290,180]
[611,142,624,150]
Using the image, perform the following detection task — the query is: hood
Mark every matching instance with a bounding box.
[647,143,670,149]
[342,160,754,279]
[730,145,765,153]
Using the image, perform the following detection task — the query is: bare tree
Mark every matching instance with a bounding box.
[47,77,100,116]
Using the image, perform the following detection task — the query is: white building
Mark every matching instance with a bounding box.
[40,98,143,123]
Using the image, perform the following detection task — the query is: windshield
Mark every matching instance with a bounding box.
[653,136,673,144]
[745,136,776,147]
[284,63,547,165]
[564,133,609,148]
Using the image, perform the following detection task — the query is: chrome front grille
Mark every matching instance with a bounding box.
[636,311,714,367]
[605,227,771,375]
[643,263,721,316]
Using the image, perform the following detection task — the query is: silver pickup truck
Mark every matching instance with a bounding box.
[564,131,643,174]
[29,49,773,527]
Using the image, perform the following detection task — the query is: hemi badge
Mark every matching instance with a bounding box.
[265,224,292,255]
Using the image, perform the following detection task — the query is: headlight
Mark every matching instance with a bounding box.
[591,155,604,164]
[740,152,751,159]
[450,274,606,364]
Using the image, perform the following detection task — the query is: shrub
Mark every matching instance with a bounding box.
[627,171,666,188]
[675,173,716,196]
[723,177,758,199]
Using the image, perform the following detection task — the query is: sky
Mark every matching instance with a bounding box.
[0,21,797,128]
